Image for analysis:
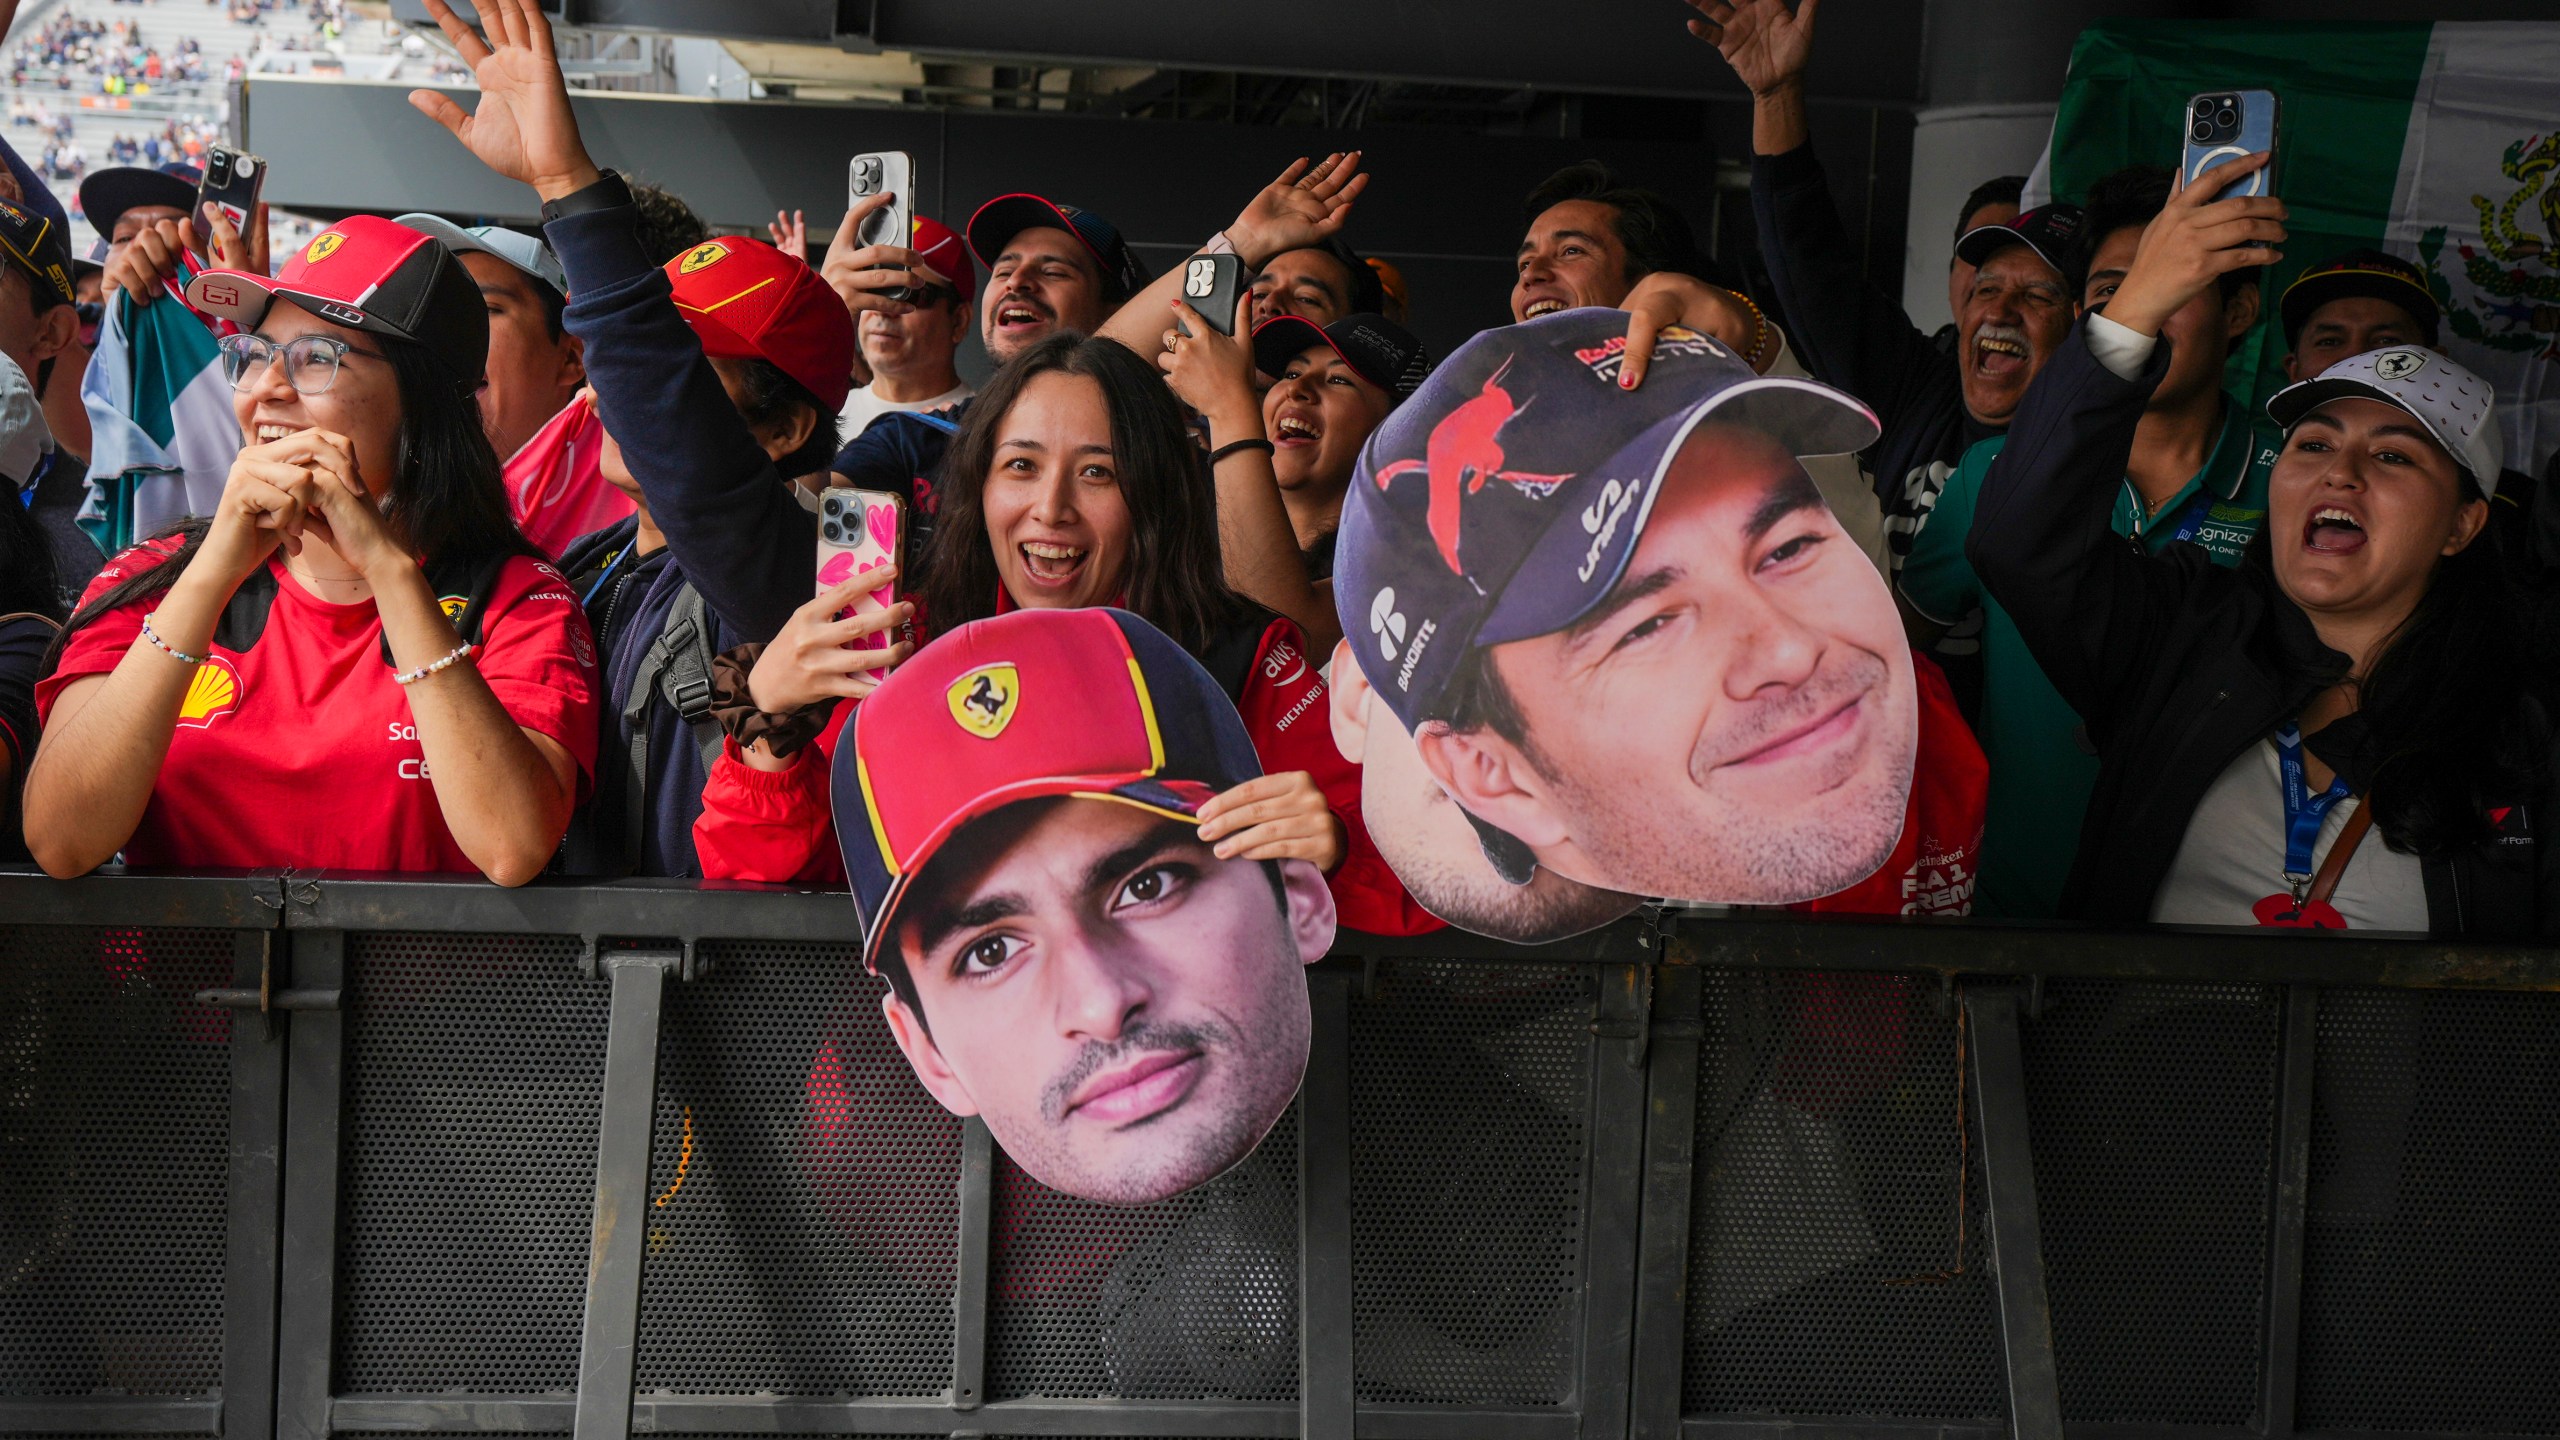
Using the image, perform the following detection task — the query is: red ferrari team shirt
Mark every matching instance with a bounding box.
[1790,651,1987,919]
[40,543,602,873]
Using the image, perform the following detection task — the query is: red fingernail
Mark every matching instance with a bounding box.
[1621,372,1637,389]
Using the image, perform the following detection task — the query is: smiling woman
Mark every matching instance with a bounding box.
[21,216,599,885]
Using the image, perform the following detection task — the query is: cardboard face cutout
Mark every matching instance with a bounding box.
[834,607,1334,1207]
[1333,309,1913,936]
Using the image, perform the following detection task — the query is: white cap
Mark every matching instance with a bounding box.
[2267,346,2504,498]
[0,352,50,493]
[392,213,569,302]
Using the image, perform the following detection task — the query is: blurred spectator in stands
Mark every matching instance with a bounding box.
[26,214,597,882]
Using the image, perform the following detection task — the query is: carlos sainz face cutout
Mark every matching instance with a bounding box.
[1335,310,1914,932]
[840,607,1335,1207]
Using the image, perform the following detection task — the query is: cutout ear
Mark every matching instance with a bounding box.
[1327,638,1370,766]
[881,988,979,1118]
[1276,858,1338,965]
[1412,720,1573,851]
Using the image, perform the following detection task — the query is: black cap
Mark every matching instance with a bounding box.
[965,193,1151,302]
[1953,203,2085,280]
[2279,249,2442,348]
[1252,312,1431,403]
[77,162,201,239]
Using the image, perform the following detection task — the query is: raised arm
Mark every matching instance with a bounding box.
[1095,153,1368,355]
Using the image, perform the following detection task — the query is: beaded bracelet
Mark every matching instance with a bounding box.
[391,642,477,687]
[1209,437,1275,466]
[139,612,205,667]
[1727,288,1775,372]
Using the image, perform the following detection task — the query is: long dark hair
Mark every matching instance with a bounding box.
[2259,482,2553,856]
[918,333,1253,653]
[0,486,61,620]
[48,332,532,663]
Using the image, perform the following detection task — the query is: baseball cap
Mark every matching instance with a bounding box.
[663,235,856,412]
[77,162,200,239]
[73,235,107,280]
[833,607,1264,976]
[2279,249,2441,348]
[0,140,76,309]
[2267,346,2503,497]
[1251,312,1432,403]
[393,213,568,303]
[1338,307,1879,742]
[0,353,50,493]
[966,193,1151,301]
[1953,202,2085,280]
[185,215,488,384]
[908,214,975,305]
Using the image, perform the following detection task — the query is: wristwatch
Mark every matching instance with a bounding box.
[539,168,631,226]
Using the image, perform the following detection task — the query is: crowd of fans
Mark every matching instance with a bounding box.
[11,13,213,90]
[2,0,2555,945]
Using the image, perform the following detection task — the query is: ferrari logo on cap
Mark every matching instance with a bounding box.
[2374,350,2428,381]
[947,664,1019,739]
[679,241,730,274]
[305,232,344,264]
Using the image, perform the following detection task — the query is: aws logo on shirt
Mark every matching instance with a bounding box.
[176,656,243,729]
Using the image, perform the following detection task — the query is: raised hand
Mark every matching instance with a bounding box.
[1156,290,1259,425]
[1685,0,1819,98]
[407,0,599,201]
[769,208,808,259]
[747,567,915,714]
[2100,152,2286,338]
[1224,152,1368,270]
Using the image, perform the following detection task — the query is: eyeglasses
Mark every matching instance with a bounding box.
[218,332,392,395]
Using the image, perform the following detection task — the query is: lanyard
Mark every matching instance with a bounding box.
[579,544,634,609]
[2163,487,2219,546]
[2274,725,2351,898]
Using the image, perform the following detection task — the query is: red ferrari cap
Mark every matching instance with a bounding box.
[185,214,489,385]
[909,214,975,305]
[833,607,1264,975]
[664,235,856,411]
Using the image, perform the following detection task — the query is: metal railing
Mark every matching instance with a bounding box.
[2,867,2556,1440]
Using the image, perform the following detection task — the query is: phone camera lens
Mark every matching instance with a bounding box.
[822,521,842,541]
[2217,106,2236,127]
[2195,98,2216,116]
[2192,121,2215,142]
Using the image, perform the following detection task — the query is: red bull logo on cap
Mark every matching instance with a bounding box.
[1370,357,1569,576]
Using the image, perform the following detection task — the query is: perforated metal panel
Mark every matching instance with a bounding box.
[636,939,962,1395]
[0,926,230,1397]
[2022,980,2278,1424]
[1348,961,1592,1406]
[335,933,605,1392]
[988,1107,1300,1402]
[2298,987,2560,1432]
[1683,970,2002,1419]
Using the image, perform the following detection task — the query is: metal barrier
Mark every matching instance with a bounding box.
[2,867,2556,1440]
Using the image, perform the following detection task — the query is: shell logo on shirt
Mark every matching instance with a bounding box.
[176,655,243,729]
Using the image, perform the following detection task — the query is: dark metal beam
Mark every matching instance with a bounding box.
[221,930,288,1440]
[950,1117,992,1410]
[2260,986,2319,1436]
[272,930,347,1440]
[572,950,680,1440]
[1629,963,1704,1440]
[1300,971,1357,1440]
[1964,986,2064,1440]
[0,1399,224,1432]
[1575,963,1653,1440]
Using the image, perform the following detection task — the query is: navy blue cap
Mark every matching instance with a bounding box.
[965,193,1151,301]
[0,138,77,307]
[1335,308,1878,738]
[78,162,201,240]
[1953,202,2084,280]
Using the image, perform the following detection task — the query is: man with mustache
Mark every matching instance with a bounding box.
[842,608,1334,1206]
[1899,161,2280,918]
[1687,0,2077,577]
[1336,308,1982,911]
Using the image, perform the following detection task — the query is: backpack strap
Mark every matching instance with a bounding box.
[617,581,725,869]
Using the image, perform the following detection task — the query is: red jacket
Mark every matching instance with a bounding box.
[694,611,1440,938]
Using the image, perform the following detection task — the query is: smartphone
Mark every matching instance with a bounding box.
[2181,89,2279,200]
[817,487,904,678]
[196,145,265,234]
[848,150,914,301]
[1173,252,1244,338]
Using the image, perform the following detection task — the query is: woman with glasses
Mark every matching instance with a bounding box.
[23,216,600,883]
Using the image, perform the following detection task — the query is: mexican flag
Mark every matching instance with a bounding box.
[2026,20,2560,477]
[77,282,241,553]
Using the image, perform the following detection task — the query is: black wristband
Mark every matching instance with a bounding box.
[1209,437,1275,466]
[539,168,631,226]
